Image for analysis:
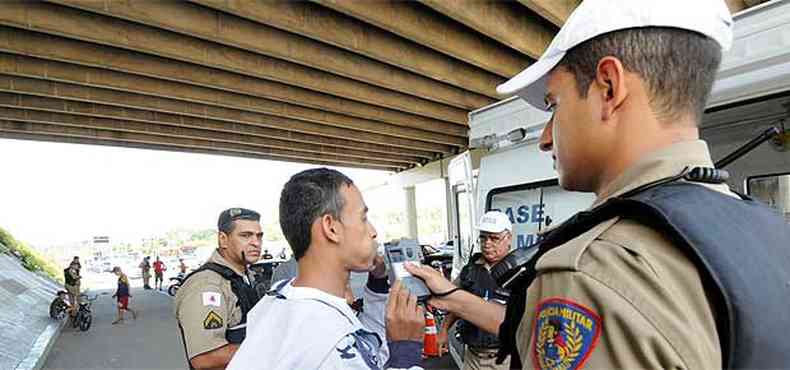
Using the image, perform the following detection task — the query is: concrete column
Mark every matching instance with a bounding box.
[404,186,419,239]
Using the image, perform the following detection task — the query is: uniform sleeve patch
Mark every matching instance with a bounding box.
[203,310,224,330]
[202,292,221,307]
[532,298,601,370]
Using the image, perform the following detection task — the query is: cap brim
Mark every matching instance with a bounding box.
[478,225,510,234]
[496,52,565,111]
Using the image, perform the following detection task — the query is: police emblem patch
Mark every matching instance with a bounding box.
[532,298,601,370]
[203,310,223,330]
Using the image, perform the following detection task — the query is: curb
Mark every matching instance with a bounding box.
[15,318,65,370]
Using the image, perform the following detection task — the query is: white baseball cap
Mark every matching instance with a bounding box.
[496,0,734,111]
[478,211,513,233]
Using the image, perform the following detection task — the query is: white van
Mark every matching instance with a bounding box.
[444,0,790,366]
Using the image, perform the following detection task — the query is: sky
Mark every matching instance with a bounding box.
[0,138,417,248]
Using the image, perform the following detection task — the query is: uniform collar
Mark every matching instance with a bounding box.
[592,140,728,207]
[474,254,498,270]
[208,249,246,277]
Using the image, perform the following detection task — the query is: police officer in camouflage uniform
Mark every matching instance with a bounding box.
[175,208,262,370]
[439,211,513,370]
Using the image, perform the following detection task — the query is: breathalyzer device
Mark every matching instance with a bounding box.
[383,238,431,301]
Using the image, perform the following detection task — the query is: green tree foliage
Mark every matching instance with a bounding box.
[0,226,64,283]
[190,229,216,242]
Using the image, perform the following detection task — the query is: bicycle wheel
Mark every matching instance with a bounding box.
[79,314,92,331]
[49,300,63,320]
[168,284,179,296]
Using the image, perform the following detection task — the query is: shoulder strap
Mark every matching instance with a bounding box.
[181,262,234,284]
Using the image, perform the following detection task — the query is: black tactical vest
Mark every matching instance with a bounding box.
[182,262,260,343]
[459,253,510,349]
[498,180,790,368]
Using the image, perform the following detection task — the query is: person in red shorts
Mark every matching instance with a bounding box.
[112,266,137,324]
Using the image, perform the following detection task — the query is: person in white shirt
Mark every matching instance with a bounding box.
[228,168,424,370]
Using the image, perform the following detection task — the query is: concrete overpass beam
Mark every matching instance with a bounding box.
[316,0,532,79]
[0,119,404,171]
[47,0,494,110]
[418,0,555,59]
[0,76,438,159]
[191,0,506,100]
[0,52,462,152]
[0,81,450,159]
[0,130,400,171]
[3,1,471,121]
[515,0,579,27]
[0,29,466,139]
[0,100,421,165]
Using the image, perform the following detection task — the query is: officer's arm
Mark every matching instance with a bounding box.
[189,344,239,370]
[405,263,505,336]
[176,276,235,369]
[519,238,717,369]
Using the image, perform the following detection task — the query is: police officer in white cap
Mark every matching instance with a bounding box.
[406,0,790,368]
[438,211,514,370]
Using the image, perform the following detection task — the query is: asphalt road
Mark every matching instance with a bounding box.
[42,271,459,370]
[43,286,185,370]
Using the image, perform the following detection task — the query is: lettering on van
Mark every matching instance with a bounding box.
[492,203,546,249]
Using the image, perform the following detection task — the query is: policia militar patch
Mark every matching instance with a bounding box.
[532,298,601,370]
[203,310,223,330]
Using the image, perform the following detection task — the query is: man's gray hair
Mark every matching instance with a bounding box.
[558,27,723,123]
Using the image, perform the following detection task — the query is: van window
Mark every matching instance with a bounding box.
[747,173,790,223]
[487,180,595,250]
[456,188,473,261]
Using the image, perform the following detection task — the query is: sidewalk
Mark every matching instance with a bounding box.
[0,254,64,370]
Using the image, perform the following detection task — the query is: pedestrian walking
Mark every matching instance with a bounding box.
[111,266,137,324]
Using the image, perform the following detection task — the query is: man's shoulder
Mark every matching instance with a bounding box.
[247,296,355,346]
[536,217,621,272]
[178,270,229,296]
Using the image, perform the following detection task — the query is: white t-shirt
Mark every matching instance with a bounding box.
[227,280,421,370]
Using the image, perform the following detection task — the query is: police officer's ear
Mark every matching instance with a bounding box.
[594,56,628,122]
[218,231,230,250]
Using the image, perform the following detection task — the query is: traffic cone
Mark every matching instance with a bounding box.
[423,308,440,357]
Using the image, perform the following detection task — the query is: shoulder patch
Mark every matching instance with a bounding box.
[532,298,601,370]
[202,292,221,307]
[203,310,224,330]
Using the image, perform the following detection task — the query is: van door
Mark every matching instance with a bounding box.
[448,151,477,280]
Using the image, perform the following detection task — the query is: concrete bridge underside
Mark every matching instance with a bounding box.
[0,0,757,172]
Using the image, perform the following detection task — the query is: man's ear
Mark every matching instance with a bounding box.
[594,56,628,122]
[218,232,228,249]
[321,214,341,244]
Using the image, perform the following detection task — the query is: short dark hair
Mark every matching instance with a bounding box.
[279,168,354,260]
[217,208,261,234]
[557,27,722,123]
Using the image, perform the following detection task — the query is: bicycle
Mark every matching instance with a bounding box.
[70,294,98,331]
